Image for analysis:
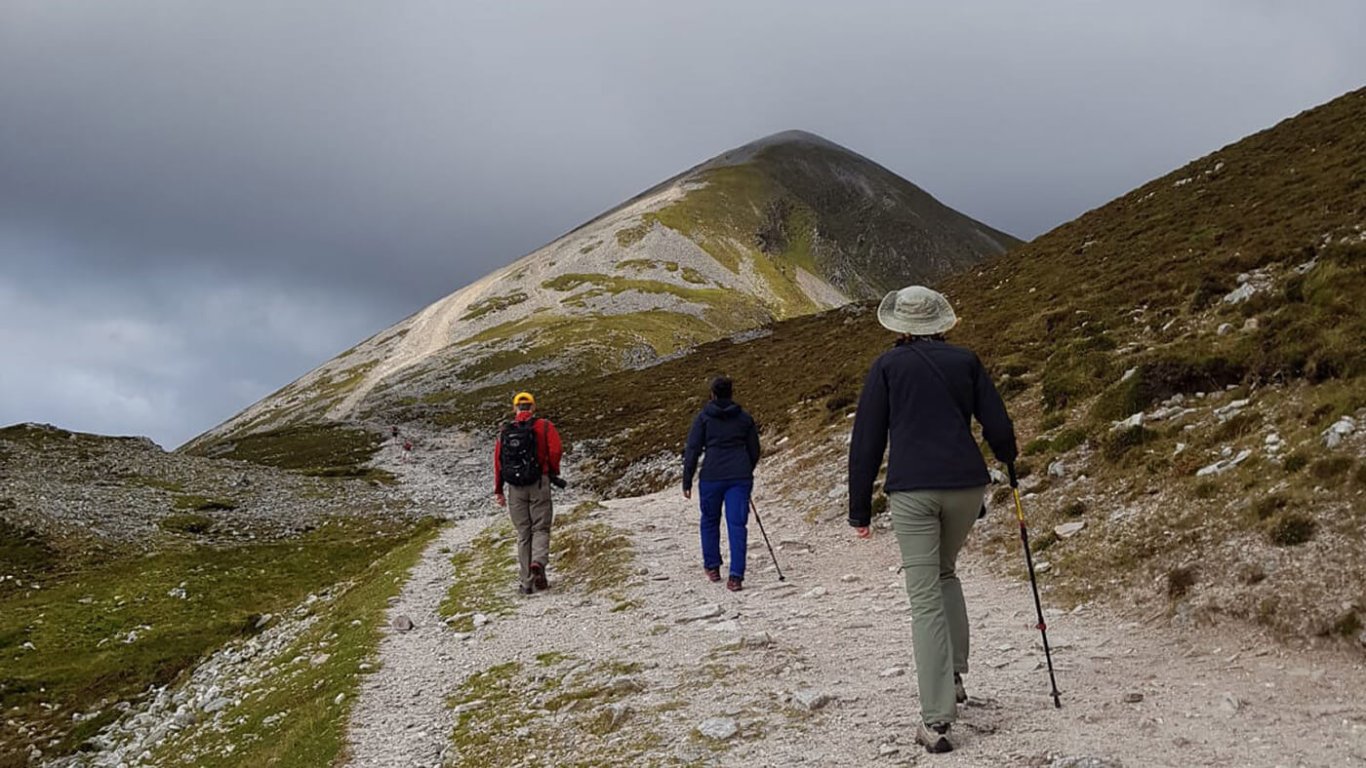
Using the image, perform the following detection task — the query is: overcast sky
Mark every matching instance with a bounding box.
[2,1,1364,448]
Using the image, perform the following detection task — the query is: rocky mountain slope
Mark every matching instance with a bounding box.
[184,130,1016,452]
[406,86,1366,642]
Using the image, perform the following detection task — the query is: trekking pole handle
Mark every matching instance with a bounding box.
[1007,462,1019,489]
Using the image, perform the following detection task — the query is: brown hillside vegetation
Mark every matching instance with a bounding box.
[403,87,1366,643]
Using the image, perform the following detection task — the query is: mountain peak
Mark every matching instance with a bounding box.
[185,131,1017,449]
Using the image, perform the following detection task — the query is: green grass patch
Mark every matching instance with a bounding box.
[447,656,662,766]
[145,520,440,767]
[615,222,650,247]
[0,519,55,588]
[551,506,635,596]
[461,292,529,322]
[159,513,215,535]
[191,424,383,479]
[1266,510,1317,546]
[173,494,237,512]
[1100,425,1156,462]
[440,523,518,631]
[0,516,434,764]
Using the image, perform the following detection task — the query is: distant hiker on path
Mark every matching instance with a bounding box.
[494,392,564,595]
[848,285,1018,755]
[682,376,761,592]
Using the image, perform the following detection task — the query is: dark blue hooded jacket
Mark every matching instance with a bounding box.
[848,338,1018,527]
[682,398,760,491]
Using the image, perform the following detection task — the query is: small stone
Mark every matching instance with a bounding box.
[878,666,906,678]
[392,615,414,632]
[676,604,724,623]
[802,586,827,599]
[879,743,900,757]
[794,689,830,711]
[1216,323,1233,336]
[595,702,631,732]
[840,573,860,583]
[1122,692,1144,703]
[1048,460,1065,477]
[1050,758,1123,768]
[743,632,774,648]
[697,717,738,740]
[333,693,345,706]
[1111,413,1143,431]
[202,697,233,714]
[1054,521,1086,539]
[254,613,273,630]
[472,613,490,628]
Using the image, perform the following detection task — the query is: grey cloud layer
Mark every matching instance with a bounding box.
[2,1,1364,447]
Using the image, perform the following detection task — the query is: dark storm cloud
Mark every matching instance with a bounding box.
[2,1,1364,447]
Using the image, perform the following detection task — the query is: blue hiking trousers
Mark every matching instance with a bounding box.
[698,479,752,579]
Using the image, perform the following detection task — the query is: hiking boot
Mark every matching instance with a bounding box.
[726,576,743,592]
[530,561,550,591]
[915,722,953,754]
[518,584,533,596]
[955,672,967,704]
[705,567,722,583]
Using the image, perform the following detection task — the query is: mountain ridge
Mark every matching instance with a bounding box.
[184,129,1016,451]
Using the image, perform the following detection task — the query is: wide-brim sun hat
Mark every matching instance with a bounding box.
[877,285,959,336]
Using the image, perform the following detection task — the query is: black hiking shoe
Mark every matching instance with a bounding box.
[915,722,953,754]
[726,576,743,592]
[705,567,721,583]
[518,584,533,596]
[955,673,967,704]
[530,561,550,591]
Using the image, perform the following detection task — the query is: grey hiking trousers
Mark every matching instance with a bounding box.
[506,476,554,590]
[889,486,985,726]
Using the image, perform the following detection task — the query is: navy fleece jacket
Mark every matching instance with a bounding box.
[682,399,761,492]
[848,339,1018,527]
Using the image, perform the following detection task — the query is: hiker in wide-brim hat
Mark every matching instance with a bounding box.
[849,285,1018,754]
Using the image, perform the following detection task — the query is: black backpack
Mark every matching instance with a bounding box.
[499,418,542,487]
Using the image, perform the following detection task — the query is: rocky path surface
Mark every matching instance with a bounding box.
[345,521,484,767]
[343,438,1366,767]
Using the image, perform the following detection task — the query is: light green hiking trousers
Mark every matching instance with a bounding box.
[889,486,986,726]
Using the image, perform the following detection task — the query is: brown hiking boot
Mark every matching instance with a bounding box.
[705,567,721,583]
[726,576,743,592]
[530,561,550,591]
[915,722,953,753]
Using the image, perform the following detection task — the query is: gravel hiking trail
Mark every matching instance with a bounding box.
[344,438,1366,767]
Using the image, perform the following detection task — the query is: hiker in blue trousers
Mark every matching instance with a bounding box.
[682,376,761,592]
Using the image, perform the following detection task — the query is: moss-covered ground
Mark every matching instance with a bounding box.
[0,517,438,765]
[141,520,440,768]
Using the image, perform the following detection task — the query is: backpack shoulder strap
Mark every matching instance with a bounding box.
[907,344,971,424]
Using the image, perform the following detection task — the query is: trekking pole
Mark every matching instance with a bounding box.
[749,499,786,582]
[1008,462,1062,708]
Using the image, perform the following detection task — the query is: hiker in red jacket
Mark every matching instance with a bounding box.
[493,392,564,594]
